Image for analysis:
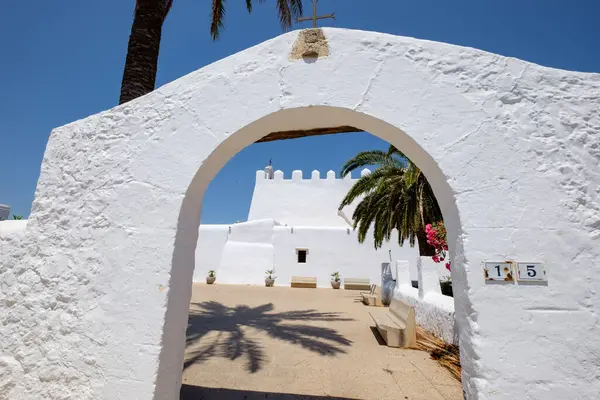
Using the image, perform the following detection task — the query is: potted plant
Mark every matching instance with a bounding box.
[265,269,276,287]
[206,270,216,284]
[330,272,341,289]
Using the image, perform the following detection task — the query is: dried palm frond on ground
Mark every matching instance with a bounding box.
[416,326,462,382]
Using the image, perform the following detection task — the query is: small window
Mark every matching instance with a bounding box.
[297,249,308,263]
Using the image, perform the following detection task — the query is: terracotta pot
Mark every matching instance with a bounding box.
[206,276,216,284]
[331,280,341,289]
[265,278,275,287]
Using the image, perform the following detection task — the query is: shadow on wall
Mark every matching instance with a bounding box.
[180,385,358,399]
[184,302,354,373]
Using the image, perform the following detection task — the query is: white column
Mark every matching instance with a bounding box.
[418,256,442,299]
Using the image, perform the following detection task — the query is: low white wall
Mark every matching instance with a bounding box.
[394,258,457,344]
[0,221,29,266]
[218,219,276,285]
[193,225,229,282]
[193,219,278,285]
[0,220,28,238]
[193,221,420,288]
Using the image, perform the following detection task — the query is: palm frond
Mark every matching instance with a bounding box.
[289,0,303,19]
[340,150,387,177]
[230,0,302,38]
[276,0,292,30]
[338,166,403,209]
[340,149,404,177]
[340,144,443,254]
[402,163,420,189]
[386,145,409,161]
[210,0,226,40]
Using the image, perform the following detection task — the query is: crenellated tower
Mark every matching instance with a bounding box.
[247,167,371,227]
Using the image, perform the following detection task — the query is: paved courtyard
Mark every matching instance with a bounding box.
[181,284,463,400]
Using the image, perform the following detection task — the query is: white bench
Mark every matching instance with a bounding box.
[291,276,317,288]
[344,277,371,291]
[368,298,417,348]
[361,285,382,306]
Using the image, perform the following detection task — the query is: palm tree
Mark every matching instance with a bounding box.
[339,145,442,256]
[119,0,303,104]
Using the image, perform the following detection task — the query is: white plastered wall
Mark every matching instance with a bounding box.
[192,225,229,282]
[192,220,419,288]
[0,220,28,238]
[0,28,598,400]
[394,258,457,344]
[215,218,276,286]
[248,169,367,227]
[272,226,416,287]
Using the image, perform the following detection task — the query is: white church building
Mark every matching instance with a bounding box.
[193,165,424,287]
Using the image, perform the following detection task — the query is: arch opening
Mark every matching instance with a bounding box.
[155,106,471,399]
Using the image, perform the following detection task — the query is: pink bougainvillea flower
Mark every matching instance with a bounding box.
[426,221,450,272]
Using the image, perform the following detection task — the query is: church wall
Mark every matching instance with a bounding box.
[216,219,276,285]
[217,242,274,286]
[192,224,229,282]
[272,226,421,288]
[193,219,277,285]
[192,222,421,288]
[247,169,366,227]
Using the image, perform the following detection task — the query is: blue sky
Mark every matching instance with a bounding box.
[1,0,599,223]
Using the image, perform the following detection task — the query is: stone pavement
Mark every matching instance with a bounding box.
[182,284,463,400]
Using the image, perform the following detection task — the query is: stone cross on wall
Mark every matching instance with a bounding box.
[295,0,335,28]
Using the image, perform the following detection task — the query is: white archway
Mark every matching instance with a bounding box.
[1,28,598,400]
[156,106,470,398]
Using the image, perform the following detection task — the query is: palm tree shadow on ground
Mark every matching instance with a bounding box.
[184,301,354,373]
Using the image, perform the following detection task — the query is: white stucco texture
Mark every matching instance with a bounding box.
[0,220,27,238]
[193,220,419,288]
[394,258,457,344]
[194,168,418,287]
[1,28,599,400]
[248,169,363,227]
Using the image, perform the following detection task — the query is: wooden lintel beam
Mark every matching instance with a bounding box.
[256,126,364,143]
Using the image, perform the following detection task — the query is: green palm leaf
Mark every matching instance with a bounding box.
[339,145,442,256]
[213,0,303,40]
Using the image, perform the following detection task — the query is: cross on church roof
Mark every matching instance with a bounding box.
[295,0,335,29]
